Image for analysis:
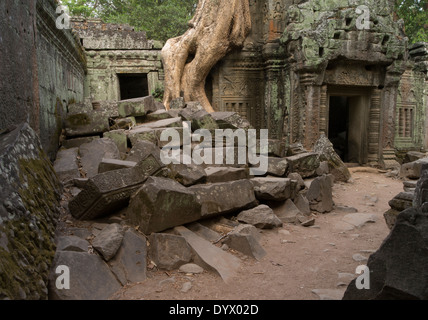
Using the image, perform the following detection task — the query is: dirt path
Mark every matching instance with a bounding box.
[111,168,403,300]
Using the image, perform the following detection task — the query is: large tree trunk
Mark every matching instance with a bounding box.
[161,0,251,112]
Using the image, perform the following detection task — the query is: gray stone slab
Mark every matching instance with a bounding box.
[103,129,128,153]
[65,111,110,138]
[79,138,121,178]
[118,96,157,117]
[273,199,303,223]
[170,163,207,186]
[61,136,100,149]
[69,154,163,220]
[286,152,320,178]
[98,158,137,174]
[56,236,90,253]
[53,147,80,182]
[250,177,294,201]
[174,226,241,283]
[186,222,222,242]
[149,233,193,270]
[204,167,249,183]
[92,223,125,261]
[237,205,283,229]
[48,251,122,300]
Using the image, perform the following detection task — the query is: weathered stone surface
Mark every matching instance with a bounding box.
[127,177,201,234]
[266,157,289,177]
[126,140,161,163]
[287,142,307,156]
[316,161,330,176]
[149,233,193,270]
[287,172,305,190]
[294,193,311,215]
[237,205,283,229]
[191,146,248,168]
[61,136,100,149]
[53,147,80,182]
[313,134,351,182]
[186,222,222,242]
[65,111,110,137]
[179,263,204,274]
[204,166,249,183]
[56,236,90,253]
[48,251,121,300]
[98,158,137,174]
[403,180,417,192]
[210,112,252,130]
[188,110,219,131]
[306,175,334,213]
[169,163,207,186]
[400,158,428,179]
[189,180,257,218]
[343,208,428,300]
[79,138,121,178]
[273,199,303,223]
[233,224,261,242]
[103,129,128,153]
[174,226,241,283]
[250,177,295,201]
[0,123,62,300]
[92,223,125,261]
[140,117,183,129]
[170,97,185,109]
[341,213,377,229]
[69,154,163,220]
[403,151,427,164]
[388,191,414,212]
[110,117,136,130]
[109,229,147,285]
[256,139,286,158]
[118,96,157,117]
[286,152,320,178]
[145,110,173,122]
[414,166,428,211]
[223,231,266,260]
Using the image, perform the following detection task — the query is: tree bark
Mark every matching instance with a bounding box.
[161,0,251,112]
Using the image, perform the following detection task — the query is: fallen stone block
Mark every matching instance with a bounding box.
[189,179,257,218]
[211,112,252,130]
[341,213,377,229]
[384,208,401,230]
[273,199,303,223]
[92,223,125,261]
[145,110,173,122]
[191,146,249,168]
[186,222,222,242]
[287,172,305,190]
[400,158,428,179]
[388,191,414,212]
[297,214,315,227]
[98,158,137,174]
[403,151,428,164]
[266,157,289,177]
[61,136,100,149]
[179,263,204,274]
[237,205,283,229]
[286,152,320,178]
[174,226,241,283]
[343,208,428,300]
[127,126,158,146]
[48,251,122,300]
[287,142,307,156]
[316,161,330,176]
[204,166,249,183]
[294,193,311,215]
[79,138,121,178]
[68,101,92,114]
[306,175,334,213]
[53,147,80,182]
[56,236,90,253]
[189,110,219,131]
[149,233,193,270]
[127,177,202,234]
[313,134,351,182]
[250,177,295,201]
[256,139,286,158]
[69,154,163,220]
[118,96,157,117]
[110,117,136,130]
[141,117,183,129]
[169,163,207,186]
[65,111,110,138]
[233,224,261,242]
[403,180,417,192]
[223,231,266,260]
[126,140,161,163]
[170,97,185,109]
[103,129,128,154]
[414,167,428,211]
[109,229,148,285]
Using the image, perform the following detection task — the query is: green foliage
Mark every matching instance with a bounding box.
[151,83,164,102]
[62,0,198,42]
[395,0,428,43]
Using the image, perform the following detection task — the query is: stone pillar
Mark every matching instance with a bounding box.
[319,85,328,134]
[381,82,400,168]
[368,88,382,164]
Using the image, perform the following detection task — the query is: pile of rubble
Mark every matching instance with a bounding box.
[50,96,351,300]
[383,151,428,229]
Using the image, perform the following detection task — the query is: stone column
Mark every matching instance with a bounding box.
[299,73,321,149]
[368,88,382,164]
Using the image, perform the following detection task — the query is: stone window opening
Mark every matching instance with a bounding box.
[398,107,414,138]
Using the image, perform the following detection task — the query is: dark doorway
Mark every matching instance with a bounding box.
[329,96,349,161]
[118,74,149,100]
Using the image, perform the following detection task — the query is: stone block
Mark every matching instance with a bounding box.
[388,191,414,212]
[210,112,252,130]
[79,138,121,178]
[98,158,137,174]
[306,175,334,213]
[56,236,90,253]
[118,96,157,117]
[286,152,320,178]
[144,110,173,122]
[61,136,100,149]
[170,97,185,109]
[127,177,202,234]
[69,154,163,220]
[126,140,162,163]
[223,231,266,261]
[149,233,193,270]
[53,147,80,182]
[400,158,428,179]
[103,129,128,153]
[111,117,136,130]
[204,166,249,183]
[169,163,207,186]
[109,229,148,285]
[188,179,257,218]
[273,199,303,223]
[65,111,110,137]
[237,205,283,229]
[92,223,125,261]
[250,177,295,201]
[186,222,222,242]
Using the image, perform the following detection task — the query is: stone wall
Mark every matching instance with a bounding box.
[0,123,62,300]
[71,18,163,102]
[0,0,39,133]
[36,0,87,160]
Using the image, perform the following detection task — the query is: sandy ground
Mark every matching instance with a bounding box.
[109,168,403,301]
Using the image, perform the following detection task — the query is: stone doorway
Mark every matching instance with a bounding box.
[327,88,370,164]
[118,73,149,100]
